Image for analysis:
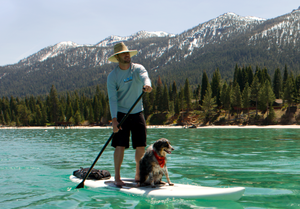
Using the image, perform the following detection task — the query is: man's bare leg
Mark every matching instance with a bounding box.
[114,146,126,187]
[135,146,145,182]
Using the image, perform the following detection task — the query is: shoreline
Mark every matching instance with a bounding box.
[1,125,300,129]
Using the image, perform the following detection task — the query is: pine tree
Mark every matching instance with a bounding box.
[66,102,74,122]
[169,84,173,102]
[29,95,36,113]
[283,76,295,114]
[262,68,271,83]
[162,84,169,112]
[195,84,201,101]
[4,109,11,125]
[35,105,42,125]
[201,83,216,123]
[149,84,156,114]
[155,76,163,113]
[255,66,263,83]
[224,84,232,119]
[237,67,244,92]
[88,102,95,124]
[49,85,60,122]
[247,66,254,86]
[283,64,288,89]
[58,105,65,122]
[242,82,251,120]
[233,64,239,84]
[10,96,17,122]
[232,83,242,118]
[2,97,11,124]
[73,92,80,114]
[17,101,32,126]
[273,68,282,99]
[267,106,276,124]
[295,75,300,103]
[172,81,177,101]
[74,110,81,125]
[143,92,151,119]
[174,96,180,115]
[171,81,177,112]
[251,76,260,117]
[220,82,228,109]
[211,69,221,107]
[184,78,191,111]
[41,103,48,125]
[260,80,276,116]
[93,95,100,123]
[200,71,209,105]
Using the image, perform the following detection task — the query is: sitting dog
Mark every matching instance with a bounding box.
[139,138,174,188]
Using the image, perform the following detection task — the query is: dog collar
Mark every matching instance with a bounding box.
[153,150,165,168]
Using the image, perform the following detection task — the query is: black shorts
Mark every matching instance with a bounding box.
[111,112,147,149]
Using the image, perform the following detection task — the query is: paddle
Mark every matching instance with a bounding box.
[76,90,146,189]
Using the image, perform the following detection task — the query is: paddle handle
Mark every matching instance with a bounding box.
[76,90,146,189]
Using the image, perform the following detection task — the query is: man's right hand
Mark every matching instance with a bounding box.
[112,117,121,133]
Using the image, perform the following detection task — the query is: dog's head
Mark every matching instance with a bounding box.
[153,138,174,157]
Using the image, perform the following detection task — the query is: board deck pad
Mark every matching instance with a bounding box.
[70,175,245,201]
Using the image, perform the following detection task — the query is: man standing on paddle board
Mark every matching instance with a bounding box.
[107,42,152,187]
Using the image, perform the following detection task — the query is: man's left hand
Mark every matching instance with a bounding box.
[143,85,152,93]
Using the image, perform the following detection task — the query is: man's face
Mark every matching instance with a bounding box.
[116,52,131,64]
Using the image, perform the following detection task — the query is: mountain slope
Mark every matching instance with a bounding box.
[1,9,300,97]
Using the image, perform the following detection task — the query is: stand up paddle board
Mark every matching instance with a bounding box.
[70,175,245,201]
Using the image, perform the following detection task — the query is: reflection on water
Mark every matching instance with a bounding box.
[1,128,300,208]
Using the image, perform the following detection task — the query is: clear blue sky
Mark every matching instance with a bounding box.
[0,0,299,66]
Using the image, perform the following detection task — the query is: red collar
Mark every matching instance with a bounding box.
[153,150,165,168]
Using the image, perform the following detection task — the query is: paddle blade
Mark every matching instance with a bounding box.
[76,181,85,189]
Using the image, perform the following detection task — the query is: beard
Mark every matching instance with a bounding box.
[118,54,131,64]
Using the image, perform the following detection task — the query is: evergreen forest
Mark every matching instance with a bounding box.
[1,64,300,127]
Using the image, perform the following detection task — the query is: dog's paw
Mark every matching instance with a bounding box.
[151,185,156,188]
[169,183,174,186]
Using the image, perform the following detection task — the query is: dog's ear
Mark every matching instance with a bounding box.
[153,140,162,151]
[153,138,169,150]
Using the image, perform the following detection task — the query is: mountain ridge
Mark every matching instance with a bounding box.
[1,9,300,97]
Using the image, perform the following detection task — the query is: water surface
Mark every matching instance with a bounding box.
[1,128,300,208]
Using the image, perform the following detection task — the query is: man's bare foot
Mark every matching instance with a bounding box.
[114,179,125,188]
[135,174,140,183]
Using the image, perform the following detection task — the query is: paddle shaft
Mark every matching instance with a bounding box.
[76,90,145,189]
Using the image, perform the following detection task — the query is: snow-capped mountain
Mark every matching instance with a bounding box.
[4,13,267,70]
[96,31,175,47]
[249,9,300,48]
[17,41,85,68]
[10,30,174,70]
[142,12,266,63]
[1,8,300,97]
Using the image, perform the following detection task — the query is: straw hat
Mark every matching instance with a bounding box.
[108,42,138,63]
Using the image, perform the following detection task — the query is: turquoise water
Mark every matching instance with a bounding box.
[1,128,300,208]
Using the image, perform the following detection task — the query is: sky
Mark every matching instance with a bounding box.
[0,0,299,66]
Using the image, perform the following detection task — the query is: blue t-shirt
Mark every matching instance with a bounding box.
[107,63,151,119]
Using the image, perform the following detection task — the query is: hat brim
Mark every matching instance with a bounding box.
[108,50,138,63]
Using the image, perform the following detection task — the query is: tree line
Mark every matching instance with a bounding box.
[0,64,299,126]
[144,64,300,124]
[0,85,109,126]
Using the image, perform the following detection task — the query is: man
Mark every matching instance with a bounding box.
[107,42,152,187]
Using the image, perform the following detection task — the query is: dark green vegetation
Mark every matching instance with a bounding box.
[1,64,300,126]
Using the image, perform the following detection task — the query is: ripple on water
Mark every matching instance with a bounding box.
[1,128,300,208]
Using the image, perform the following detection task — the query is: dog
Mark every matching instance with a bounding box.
[139,138,174,188]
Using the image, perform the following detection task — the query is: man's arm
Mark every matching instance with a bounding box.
[107,72,120,133]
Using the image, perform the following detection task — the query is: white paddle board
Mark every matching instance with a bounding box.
[70,175,245,201]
